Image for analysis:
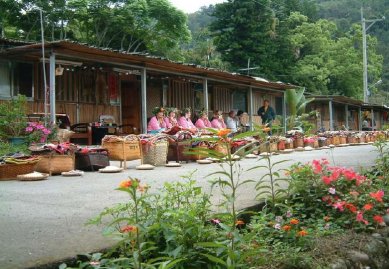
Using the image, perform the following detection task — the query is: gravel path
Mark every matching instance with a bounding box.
[0,144,379,269]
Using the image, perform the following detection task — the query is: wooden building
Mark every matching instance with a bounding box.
[307,95,389,131]
[0,39,293,135]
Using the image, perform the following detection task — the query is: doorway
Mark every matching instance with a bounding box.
[121,79,141,133]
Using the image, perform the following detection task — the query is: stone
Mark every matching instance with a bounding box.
[347,250,370,264]
[383,214,389,226]
[364,239,387,256]
[330,259,348,269]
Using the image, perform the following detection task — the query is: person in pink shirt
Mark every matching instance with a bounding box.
[147,107,167,133]
[195,109,212,129]
[164,107,179,129]
[211,110,226,129]
[178,107,197,133]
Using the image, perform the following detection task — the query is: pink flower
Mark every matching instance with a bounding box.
[322,176,332,185]
[328,187,336,195]
[356,211,369,225]
[286,210,293,218]
[26,127,33,132]
[312,160,322,174]
[274,223,281,230]
[211,219,221,224]
[332,201,346,212]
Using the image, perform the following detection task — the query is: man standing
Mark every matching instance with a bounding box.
[257,99,275,134]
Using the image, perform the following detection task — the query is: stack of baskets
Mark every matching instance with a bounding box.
[102,135,141,168]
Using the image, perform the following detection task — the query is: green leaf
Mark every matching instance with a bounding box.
[201,254,227,266]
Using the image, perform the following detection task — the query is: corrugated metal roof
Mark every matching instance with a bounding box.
[1,39,296,91]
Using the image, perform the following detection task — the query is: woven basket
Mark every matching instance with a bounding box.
[141,136,168,166]
[188,142,209,161]
[102,135,141,168]
[214,143,229,157]
[347,136,357,144]
[260,142,270,153]
[318,139,327,147]
[269,142,278,152]
[294,138,304,148]
[332,136,340,145]
[285,141,294,149]
[278,141,286,151]
[313,140,319,148]
[0,162,38,181]
[35,154,75,175]
[340,136,347,144]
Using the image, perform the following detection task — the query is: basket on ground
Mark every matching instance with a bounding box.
[101,135,141,168]
[140,135,169,166]
[0,158,40,181]
[35,154,74,175]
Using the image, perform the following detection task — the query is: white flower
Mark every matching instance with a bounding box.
[329,187,336,195]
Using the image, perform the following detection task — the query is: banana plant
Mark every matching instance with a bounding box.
[285,88,315,131]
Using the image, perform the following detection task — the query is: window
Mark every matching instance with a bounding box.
[14,62,33,97]
[275,96,283,115]
[0,61,11,98]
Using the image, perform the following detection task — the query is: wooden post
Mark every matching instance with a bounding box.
[248,87,253,130]
[371,108,375,130]
[329,100,334,131]
[283,93,287,134]
[203,79,208,111]
[345,104,349,130]
[141,68,147,133]
[358,106,362,131]
[49,53,56,124]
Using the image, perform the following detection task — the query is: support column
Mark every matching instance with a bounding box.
[141,68,147,133]
[283,93,287,134]
[248,87,254,130]
[371,108,375,130]
[329,100,334,131]
[49,53,56,124]
[203,79,208,112]
[358,107,362,131]
[345,104,349,130]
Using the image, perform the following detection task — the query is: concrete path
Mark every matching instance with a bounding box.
[0,144,379,269]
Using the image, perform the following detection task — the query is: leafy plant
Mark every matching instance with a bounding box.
[250,155,290,209]
[285,88,315,131]
[0,94,28,138]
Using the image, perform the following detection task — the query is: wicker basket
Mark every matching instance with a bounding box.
[332,136,340,145]
[318,139,327,147]
[260,142,270,153]
[141,137,169,166]
[35,154,75,175]
[285,140,294,149]
[278,141,286,151]
[0,162,38,181]
[340,136,347,144]
[313,140,319,148]
[214,143,229,157]
[102,135,141,168]
[188,142,209,160]
[294,138,304,148]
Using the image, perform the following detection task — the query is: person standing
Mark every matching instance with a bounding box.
[257,99,275,134]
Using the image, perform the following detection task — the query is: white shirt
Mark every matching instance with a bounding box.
[226,116,238,132]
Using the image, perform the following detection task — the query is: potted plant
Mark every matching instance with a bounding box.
[0,95,28,145]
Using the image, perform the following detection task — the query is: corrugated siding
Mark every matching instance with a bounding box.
[167,79,194,110]
[212,86,232,113]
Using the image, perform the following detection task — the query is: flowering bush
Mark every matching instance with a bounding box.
[287,159,388,230]
[26,122,52,143]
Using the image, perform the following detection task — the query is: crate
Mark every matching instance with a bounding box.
[75,150,110,171]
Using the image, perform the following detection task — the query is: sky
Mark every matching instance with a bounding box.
[169,0,226,13]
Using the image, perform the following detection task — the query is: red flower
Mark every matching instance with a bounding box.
[322,176,332,185]
[370,190,384,202]
[345,203,357,213]
[120,225,137,233]
[363,204,373,211]
[373,215,384,224]
[312,160,322,174]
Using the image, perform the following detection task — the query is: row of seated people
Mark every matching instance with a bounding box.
[147,107,244,135]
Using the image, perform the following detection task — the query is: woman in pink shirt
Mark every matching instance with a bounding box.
[178,107,197,133]
[164,107,179,129]
[211,110,226,129]
[147,107,167,133]
[195,110,212,129]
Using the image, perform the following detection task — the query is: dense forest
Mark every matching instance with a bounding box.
[0,0,387,103]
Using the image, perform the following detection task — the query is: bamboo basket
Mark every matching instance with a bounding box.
[340,136,347,144]
[347,136,357,144]
[277,141,286,151]
[214,143,229,157]
[285,140,294,149]
[102,135,141,168]
[332,136,340,145]
[0,162,38,181]
[294,138,304,148]
[188,142,209,161]
[313,140,319,148]
[141,140,168,166]
[35,154,75,175]
[260,142,270,153]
